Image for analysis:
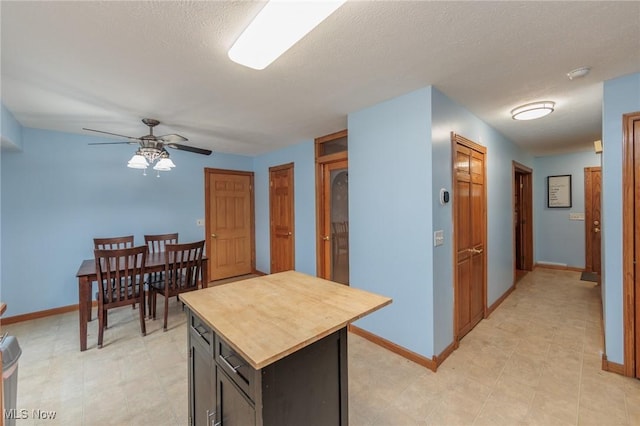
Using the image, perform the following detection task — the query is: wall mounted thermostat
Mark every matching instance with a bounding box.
[439,188,450,205]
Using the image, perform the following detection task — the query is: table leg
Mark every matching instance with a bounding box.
[78,276,90,351]
[202,258,209,288]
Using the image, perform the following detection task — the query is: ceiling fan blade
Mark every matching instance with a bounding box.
[167,143,212,156]
[158,133,188,143]
[82,128,139,140]
[88,141,138,145]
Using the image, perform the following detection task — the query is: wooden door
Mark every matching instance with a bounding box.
[453,133,487,340]
[585,167,602,275]
[514,172,524,269]
[205,169,255,282]
[622,112,640,377]
[513,162,533,275]
[270,163,294,273]
[317,160,349,284]
[315,130,349,284]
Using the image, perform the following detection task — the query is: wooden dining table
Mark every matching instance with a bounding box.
[75,251,209,351]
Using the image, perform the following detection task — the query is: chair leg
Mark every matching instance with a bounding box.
[151,290,157,320]
[138,299,146,337]
[147,288,152,319]
[97,307,104,348]
[163,293,169,331]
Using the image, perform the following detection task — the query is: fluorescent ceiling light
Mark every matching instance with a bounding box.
[511,101,555,120]
[228,0,347,70]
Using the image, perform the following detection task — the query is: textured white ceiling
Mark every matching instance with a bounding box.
[1,1,639,156]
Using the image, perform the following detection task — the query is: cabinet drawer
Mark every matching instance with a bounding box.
[215,335,257,401]
[189,310,213,351]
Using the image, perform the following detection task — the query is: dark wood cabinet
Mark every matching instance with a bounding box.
[188,312,216,426]
[217,367,255,426]
[186,309,348,426]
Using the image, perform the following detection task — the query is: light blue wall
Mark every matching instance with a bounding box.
[533,151,601,268]
[1,127,252,316]
[431,87,533,354]
[348,86,532,359]
[349,87,435,357]
[252,141,316,275]
[1,104,23,150]
[602,72,640,364]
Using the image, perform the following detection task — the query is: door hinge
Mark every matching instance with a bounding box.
[270,180,274,187]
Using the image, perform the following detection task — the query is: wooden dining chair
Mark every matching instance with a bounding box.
[94,245,147,348]
[149,240,205,331]
[144,233,178,254]
[332,221,349,266]
[144,233,178,315]
[93,235,135,250]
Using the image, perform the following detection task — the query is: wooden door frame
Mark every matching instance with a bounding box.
[584,166,602,274]
[623,111,640,377]
[451,132,488,343]
[269,162,295,272]
[204,168,256,278]
[315,130,348,278]
[512,161,534,277]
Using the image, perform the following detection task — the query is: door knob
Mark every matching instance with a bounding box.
[594,220,600,226]
[288,232,292,236]
[594,228,600,233]
[322,235,330,241]
[211,233,217,238]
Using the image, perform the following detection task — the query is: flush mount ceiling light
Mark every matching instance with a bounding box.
[511,101,555,121]
[228,0,347,70]
[567,66,591,80]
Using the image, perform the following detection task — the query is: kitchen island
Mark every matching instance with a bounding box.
[179,270,391,426]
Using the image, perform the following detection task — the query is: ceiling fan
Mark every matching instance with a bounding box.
[84,118,212,174]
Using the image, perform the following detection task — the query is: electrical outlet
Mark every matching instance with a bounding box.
[434,230,444,247]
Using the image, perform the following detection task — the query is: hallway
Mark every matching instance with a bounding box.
[349,267,640,425]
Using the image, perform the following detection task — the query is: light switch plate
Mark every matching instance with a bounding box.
[434,230,444,247]
[569,213,585,221]
[196,219,204,226]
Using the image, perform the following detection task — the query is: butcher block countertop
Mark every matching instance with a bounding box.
[180,271,392,369]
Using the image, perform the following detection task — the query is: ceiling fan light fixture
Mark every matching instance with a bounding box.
[228,0,347,70]
[154,157,176,171]
[127,153,149,169]
[511,101,555,121]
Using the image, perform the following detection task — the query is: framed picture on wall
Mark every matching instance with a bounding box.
[547,175,572,208]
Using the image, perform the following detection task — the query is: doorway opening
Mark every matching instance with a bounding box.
[584,166,602,278]
[513,162,533,283]
[315,130,349,284]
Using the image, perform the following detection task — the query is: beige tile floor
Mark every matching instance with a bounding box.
[4,268,640,425]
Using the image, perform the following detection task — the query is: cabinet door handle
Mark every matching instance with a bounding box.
[206,409,220,426]
[219,354,243,373]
